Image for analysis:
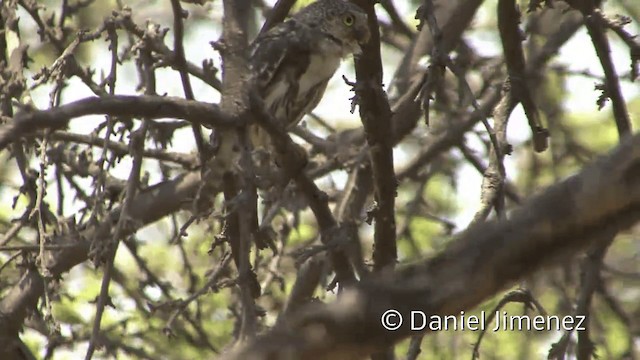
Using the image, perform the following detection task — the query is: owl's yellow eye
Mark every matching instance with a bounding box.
[343,14,354,26]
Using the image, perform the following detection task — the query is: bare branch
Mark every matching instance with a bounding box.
[0,95,239,151]
[225,132,640,359]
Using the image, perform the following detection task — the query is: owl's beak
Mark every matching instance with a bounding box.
[356,26,371,45]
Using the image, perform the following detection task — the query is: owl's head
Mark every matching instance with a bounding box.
[296,0,371,55]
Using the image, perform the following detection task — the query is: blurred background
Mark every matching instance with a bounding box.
[0,0,639,358]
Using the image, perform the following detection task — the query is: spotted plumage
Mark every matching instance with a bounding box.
[249,0,370,148]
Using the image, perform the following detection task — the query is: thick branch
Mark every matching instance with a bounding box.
[224,131,640,359]
[219,0,258,342]
[0,95,239,151]
[351,0,397,272]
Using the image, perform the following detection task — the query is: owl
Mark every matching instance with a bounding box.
[249,0,370,149]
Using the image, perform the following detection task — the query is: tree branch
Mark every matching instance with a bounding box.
[350,0,397,273]
[0,95,239,151]
[223,131,640,359]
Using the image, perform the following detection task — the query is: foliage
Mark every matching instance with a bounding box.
[0,0,639,359]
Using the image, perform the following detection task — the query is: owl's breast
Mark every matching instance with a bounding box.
[259,38,343,129]
[297,50,341,95]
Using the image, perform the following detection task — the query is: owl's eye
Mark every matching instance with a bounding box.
[343,14,355,26]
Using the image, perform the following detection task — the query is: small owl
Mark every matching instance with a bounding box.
[249,0,370,149]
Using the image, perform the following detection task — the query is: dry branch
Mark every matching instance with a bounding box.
[224,131,640,359]
[350,0,397,272]
[0,95,239,151]
[497,0,548,152]
[0,171,203,358]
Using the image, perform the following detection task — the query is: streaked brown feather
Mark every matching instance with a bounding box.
[247,0,369,150]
